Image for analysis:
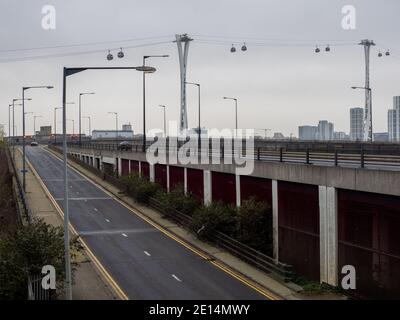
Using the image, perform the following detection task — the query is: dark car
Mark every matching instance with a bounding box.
[117,141,132,151]
[30,141,39,147]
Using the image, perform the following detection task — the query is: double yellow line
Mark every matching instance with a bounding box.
[38,147,280,300]
[24,150,128,300]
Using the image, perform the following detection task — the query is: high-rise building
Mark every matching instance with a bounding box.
[334,131,348,141]
[395,96,400,141]
[388,109,397,142]
[350,107,364,141]
[298,125,318,140]
[317,120,334,141]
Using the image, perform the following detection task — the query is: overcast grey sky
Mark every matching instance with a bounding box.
[1,0,399,137]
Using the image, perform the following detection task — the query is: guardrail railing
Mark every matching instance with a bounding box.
[60,140,400,170]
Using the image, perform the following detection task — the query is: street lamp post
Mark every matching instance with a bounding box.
[54,107,61,144]
[157,105,166,136]
[108,112,118,140]
[186,82,201,150]
[351,86,373,142]
[12,99,31,159]
[55,102,74,144]
[142,55,169,152]
[67,119,75,136]
[223,97,238,138]
[22,86,53,192]
[83,116,91,138]
[79,92,95,145]
[62,67,155,300]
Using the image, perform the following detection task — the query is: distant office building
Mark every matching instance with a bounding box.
[350,108,364,141]
[334,131,348,141]
[395,96,400,141]
[39,126,52,136]
[122,123,133,132]
[298,125,317,140]
[374,132,389,142]
[92,129,134,140]
[317,120,334,141]
[388,109,397,142]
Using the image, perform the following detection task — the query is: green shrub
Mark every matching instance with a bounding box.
[0,218,82,300]
[153,184,200,217]
[167,185,200,216]
[236,197,272,255]
[120,173,160,204]
[190,201,236,238]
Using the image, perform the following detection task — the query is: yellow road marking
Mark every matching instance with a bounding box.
[23,149,128,300]
[43,146,280,300]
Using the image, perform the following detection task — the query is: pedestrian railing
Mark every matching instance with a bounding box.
[148,197,293,281]
[28,274,51,300]
[60,140,400,170]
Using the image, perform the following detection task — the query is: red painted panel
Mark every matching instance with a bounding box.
[338,189,400,299]
[141,162,149,179]
[278,181,320,281]
[187,168,203,201]
[169,166,184,190]
[155,164,168,190]
[130,160,139,173]
[121,159,129,176]
[211,171,236,205]
[240,175,272,205]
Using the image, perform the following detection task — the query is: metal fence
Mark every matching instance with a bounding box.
[61,140,400,170]
[28,274,51,300]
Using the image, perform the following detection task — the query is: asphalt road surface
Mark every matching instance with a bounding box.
[25,146,268,300]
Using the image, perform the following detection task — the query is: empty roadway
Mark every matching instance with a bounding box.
[25,146,269,300]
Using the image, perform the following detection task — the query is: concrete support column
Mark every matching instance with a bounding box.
[319,186,338,286]
[236,174,241,207]
[138,161,142,176]
[117,157,122,177]
[272,180,279,262]
[149,164,155,182]
[184,167,187,194]
[166,165,170,192]
[203,170,212,205]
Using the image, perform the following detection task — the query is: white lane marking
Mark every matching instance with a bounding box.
[105,219,110,223]
[94,208,98,212]
[122,233,128,237]
[172,274,182,282]
[144,251,151,256]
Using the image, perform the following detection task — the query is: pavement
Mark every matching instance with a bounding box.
[24,145,282,300]
[13,147,116,300]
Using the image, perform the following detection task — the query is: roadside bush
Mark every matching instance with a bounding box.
[156,184,200,217]
[0,218,82,300]
[190,201,236,238]
[120,173,160,204]
[236,197,272,255]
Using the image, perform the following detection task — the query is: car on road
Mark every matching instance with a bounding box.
[30,141,39,147]
[117,141,132,151]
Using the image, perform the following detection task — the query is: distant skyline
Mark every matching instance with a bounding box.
[1,0,400,137]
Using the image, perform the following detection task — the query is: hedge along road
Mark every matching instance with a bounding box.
[24,145,275,300]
